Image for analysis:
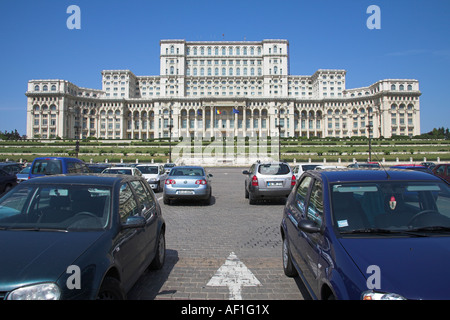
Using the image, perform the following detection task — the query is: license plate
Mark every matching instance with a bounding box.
[268,182,282,186]
[178,190,194,195]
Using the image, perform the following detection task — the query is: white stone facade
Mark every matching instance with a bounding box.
[26,39,421,140]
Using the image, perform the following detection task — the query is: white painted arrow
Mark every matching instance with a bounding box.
[207,252,261,300]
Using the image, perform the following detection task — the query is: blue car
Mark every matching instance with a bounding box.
[281,169,450,300]
[0,174,165,299]
[29,157,89,179]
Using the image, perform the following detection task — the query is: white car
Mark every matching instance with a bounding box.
[136,164,167,192]
[292,163,320,179]
[314,165,346,170]
[101,166,143,177]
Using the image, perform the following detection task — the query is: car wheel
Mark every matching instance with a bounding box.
[244,182,249,199]
[97,277,126,300]
[4,184,12,194]
[149,232,166,270]
[249,191,256,205]
[282,237,297,277]
[163,196,171,205]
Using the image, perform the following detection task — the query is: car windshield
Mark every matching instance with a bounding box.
[31,159,62,175]
[258,163,290,175]
[103,168,132,175]
[331,181,450,235]
[0,184,111,231]
[137,166,158,174]
[301,165,319,171]
[170,168,204,176]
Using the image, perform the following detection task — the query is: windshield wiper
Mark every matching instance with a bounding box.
[340,228,428,237]
[408,226,450,233]
[3,227,67,232]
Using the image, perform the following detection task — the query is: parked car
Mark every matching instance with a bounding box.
[0,174,166,300]
[281,169,450,300]
[347,162,381,169]
[390,164,433,174]
[0,168,17,196]
[0,162,23,175]
[29,157,89,179]
[314,165,346,170]
[136,164,167,192]
[292,163,320,180]
[243,161,295,205]
[163,163,176,174]
[421,162,436,170]
[87,163,112,173]
[163,166,212,205]
[433,163,450,182]
[16,165,31,183]
[102,166,142,177]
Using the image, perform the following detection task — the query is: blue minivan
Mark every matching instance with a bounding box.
[29,157,89,179]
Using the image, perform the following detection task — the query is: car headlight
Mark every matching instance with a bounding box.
[362,290,406,300]
[7,283,61,300]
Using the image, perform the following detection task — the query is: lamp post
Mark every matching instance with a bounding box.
[367,107,373,162]
[74,124,80,159]
[275,105,282,161]
[168,102,174,163]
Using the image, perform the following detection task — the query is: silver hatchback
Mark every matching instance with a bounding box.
[243,161,295,204]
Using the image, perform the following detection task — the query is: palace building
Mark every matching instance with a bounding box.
[26,39,421,140]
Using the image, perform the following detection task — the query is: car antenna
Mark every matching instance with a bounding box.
[371,150,390,179]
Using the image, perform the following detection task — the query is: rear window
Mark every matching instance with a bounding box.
[258,163,290,175]
[31,159,62,175]
[137,166,159,174]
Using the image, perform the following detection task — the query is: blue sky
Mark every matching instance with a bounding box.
[0,0,449,136]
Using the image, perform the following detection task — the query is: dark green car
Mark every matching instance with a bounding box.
[0,174,166,300]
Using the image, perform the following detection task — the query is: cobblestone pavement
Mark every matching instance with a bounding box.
[128,167,305,300]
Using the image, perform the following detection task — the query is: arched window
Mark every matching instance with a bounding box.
[51,85,57,91]
[391,84,396,90]
[34,85,40,91]
[407,84,412,91]
[43,85,48,91]
[170,46,174,54]
[229,68,233,76]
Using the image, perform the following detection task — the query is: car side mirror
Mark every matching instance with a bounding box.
[208,173,213,178]
[298,220,320,233]
[122,216,146,229]
[242,170,250,175]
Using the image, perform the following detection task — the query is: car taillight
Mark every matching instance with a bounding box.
[195,179,207,185]
[251,175,258,186]
[291,175,296,186]
[165,179,176,185]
